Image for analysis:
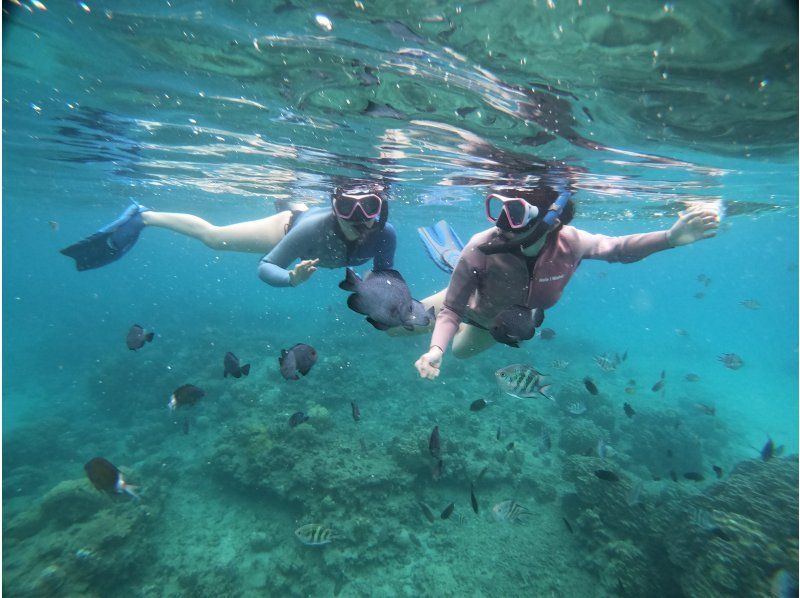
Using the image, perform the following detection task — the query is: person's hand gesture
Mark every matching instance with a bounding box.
[289,259,320,286]
[415,346,443,380]
[667,206,720,247]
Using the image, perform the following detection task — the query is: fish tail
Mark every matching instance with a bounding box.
[145,332,154,343]
[242,364,251,376]
[538,385,555,401]
[122,484,140,501]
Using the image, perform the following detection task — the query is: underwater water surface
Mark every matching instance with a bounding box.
[3,0,798,596]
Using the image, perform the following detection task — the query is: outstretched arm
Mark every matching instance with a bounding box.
[665,205,720,247]
[579,205,720,263]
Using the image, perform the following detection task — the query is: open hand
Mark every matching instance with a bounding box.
[667,206,720,247]
[415,347,443,380]
[289,259,319,286]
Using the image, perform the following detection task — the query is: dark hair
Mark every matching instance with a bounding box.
[489,183,575,227]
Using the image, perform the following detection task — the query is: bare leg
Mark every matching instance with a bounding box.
[142,210,294,254]
[452,324,496,359]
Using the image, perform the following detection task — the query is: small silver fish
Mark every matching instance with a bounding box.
[294,524,338,546]
[551,359,570,370]
[491,499,531,523]
[718,353,744,370]
[566,401,587,415]
[495,364,553,400]
[594,354,617,372]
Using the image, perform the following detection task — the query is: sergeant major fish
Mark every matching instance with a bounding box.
[495,365,553,400]
[294,524,338,546]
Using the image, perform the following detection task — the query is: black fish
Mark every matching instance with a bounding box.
[651,379,665,392]
[520,132,556,146]
[362,100,407,120]
[84,457,138,498]
[339,268,422,330]
[440,502,455,520]
[350,400,361,422]
[506,442,515,451]
[126,324,154,351]
[712,465,723,479]
[289,411,309,427]
[470,397,493,412]
[594,470,620,482]
[470,485,479,514]
[431,459,444,481]
[683,472,704,481]
[168,384,205,410]
[496,426,502,441]
[761,437,775,461]
[669,470,678,482]
[583,377,599,395]
[223,352,250,379]
[429,426,441,458]
[623,403,636,418]
[455,106,477,118]
[562,517,573,534]
[419,502,435,523]
[490,305,540,347]
[279,343,318,380]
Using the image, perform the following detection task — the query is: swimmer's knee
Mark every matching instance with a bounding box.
[201,228,229,250]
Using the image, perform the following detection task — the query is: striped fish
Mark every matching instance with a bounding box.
[491,499,531,523]
[494,364,553,401]
[294,524,338,546]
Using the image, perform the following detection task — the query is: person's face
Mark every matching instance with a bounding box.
[337,217,375,238]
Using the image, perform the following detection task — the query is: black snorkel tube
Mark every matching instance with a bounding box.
[479,187,573,255]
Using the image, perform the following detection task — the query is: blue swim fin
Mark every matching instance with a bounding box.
[60,201,148,271]
[417,220,464,274]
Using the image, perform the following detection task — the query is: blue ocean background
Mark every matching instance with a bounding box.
[3,1,798,596]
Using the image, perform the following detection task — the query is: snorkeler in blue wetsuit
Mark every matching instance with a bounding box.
[60,181,397,288]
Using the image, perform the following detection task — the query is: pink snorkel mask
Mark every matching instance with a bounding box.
[485,193,540,231]
[332,190,383,222]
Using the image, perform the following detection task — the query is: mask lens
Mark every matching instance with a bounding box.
[334,196,357,217]
[504,200,529,227]
[487,196,506,221]
[359,195,381,217]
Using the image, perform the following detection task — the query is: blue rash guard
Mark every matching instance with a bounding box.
[258,207,396,287]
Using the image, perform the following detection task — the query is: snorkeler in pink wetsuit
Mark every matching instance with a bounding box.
[415,182,720,380]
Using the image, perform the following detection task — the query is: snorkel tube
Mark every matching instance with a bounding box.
[479,186,573,256]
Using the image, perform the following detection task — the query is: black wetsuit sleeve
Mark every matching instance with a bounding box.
[372,224,397,271]
[257,218,316,287]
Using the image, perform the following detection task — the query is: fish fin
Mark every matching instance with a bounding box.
[403,323,415,331]
[366,268,406,282]
[366,317,391,331]
[278,350,286,367]
[538,385,555,401]
[145,332,154,342]
[346,294,369,315]
[241,364,250,376]
[338,267,361,291]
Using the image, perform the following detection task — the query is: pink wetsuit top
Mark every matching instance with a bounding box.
[430,225,672,352]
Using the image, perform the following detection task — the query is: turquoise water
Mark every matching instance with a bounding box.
[3,1,798,596]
